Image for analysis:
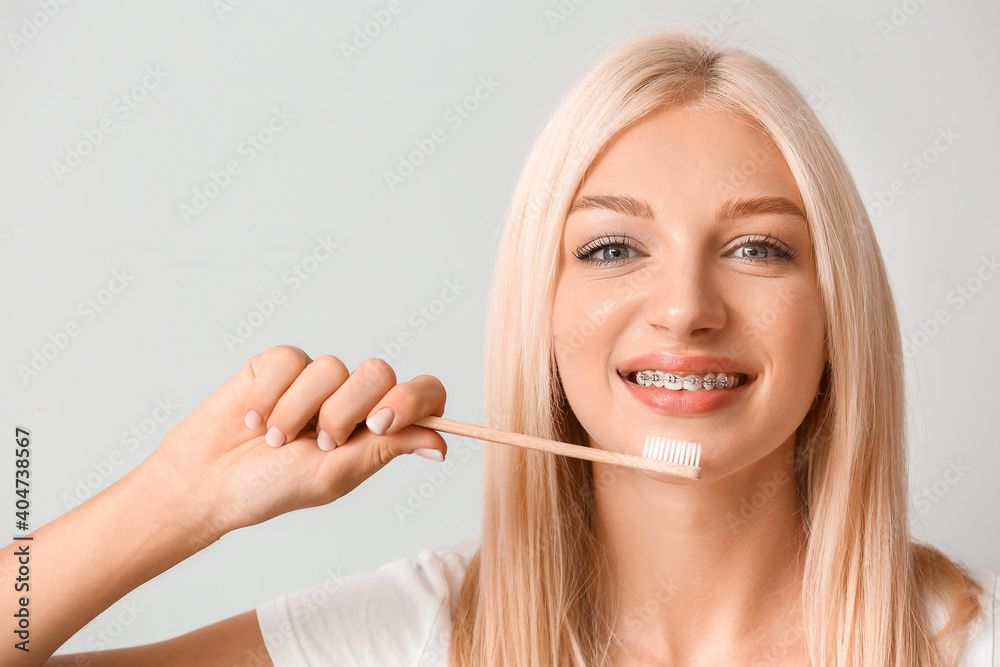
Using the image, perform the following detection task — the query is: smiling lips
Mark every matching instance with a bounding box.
[617,353,756,415]
[632,370,745,390]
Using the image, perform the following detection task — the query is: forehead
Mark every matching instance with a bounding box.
[574,105,801,214]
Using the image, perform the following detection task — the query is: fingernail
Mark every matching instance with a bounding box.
[245,409,263,429]
[317,429,337,452]
[366,407,394,436]
[265,426,286,448]
[413,448,444,462]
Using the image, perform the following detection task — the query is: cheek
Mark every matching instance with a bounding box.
[552,282,625,364]
[744,281,827,403]
[777,285,826,365]
[737,282,824,353]
[552,281,632,412]
[552,283,634,449]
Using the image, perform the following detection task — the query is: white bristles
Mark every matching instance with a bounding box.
[643,435,702,468]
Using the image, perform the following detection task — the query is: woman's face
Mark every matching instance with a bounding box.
[552,104,827,482]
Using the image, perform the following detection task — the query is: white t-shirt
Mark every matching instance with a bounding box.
[257,541,998,666]
[257,537,478,666]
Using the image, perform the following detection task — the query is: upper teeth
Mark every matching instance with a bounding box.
[634,370,743,391]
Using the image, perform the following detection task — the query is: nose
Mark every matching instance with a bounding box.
[641,258,727,339]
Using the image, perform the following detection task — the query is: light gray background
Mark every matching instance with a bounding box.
[1,0,997,654]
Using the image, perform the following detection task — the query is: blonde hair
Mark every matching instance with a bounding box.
[449,28,983,666]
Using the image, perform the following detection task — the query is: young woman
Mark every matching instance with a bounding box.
[5,28,996,666]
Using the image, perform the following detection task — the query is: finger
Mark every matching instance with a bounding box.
[243,345,312,435]
[315,424,450,499]
[317,358,396,448]
[264,355,350,447]
[363,423,449,466]
[364,373,447,435]
[365,374,448,461]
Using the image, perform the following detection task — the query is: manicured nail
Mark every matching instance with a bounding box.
[317,429,337,452]
[366,407,394,436]
[265,426,286,448]
[413,448,444,462]
[245,409,263,429]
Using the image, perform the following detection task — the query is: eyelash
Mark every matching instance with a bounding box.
[572,233,643,266]
[572,232,800,266]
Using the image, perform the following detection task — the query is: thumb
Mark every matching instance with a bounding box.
[313,424,448,500]
[361,422,448,466]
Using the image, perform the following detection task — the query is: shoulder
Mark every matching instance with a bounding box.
[952,568,998,666]
[257,536,479,667]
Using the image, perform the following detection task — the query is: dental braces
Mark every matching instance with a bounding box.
[635,370,734,388]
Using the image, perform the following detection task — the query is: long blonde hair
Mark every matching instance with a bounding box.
[449,28,983,666]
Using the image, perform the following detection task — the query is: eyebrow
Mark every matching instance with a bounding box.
[567,194,806,223]
[568,194,654,218]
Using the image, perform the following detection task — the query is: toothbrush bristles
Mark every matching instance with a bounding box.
[643,435,701,468]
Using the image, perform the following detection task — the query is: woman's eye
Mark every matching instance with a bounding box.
[730,235,798,264]
[736,244,773,259]
[572,235,644,266]
[573,234,797,266]
[589,245,633,262]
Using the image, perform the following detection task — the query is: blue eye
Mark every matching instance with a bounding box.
[572,234,644,266]
[731,234,799,264]
[571,232,799,267]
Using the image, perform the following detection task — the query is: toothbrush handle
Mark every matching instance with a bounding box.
[413,415,701,480]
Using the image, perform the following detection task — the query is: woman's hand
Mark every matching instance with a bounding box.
[145,344,448,542]
[0,345,448,665]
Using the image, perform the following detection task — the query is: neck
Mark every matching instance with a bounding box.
[593,436,808,664]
